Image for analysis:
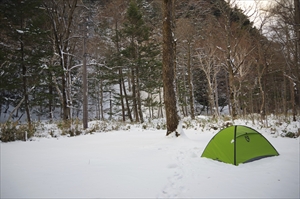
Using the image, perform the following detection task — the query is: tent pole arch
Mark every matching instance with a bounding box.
[201,125,279,165]
[234,125,237,166]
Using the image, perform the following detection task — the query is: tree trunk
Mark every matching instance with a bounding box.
[21,42,32,130]
[62,62,69,120]
[290,79,296,121]
[295,0,300,110]
[225,72,231,116]
[214,71,220,116]
[258,74,265,119]
[207,83,215,117]
[119,70,126,122]
[20,16,32,130]
[115,19,126,122]
[228,68,237,118]
[136,67,144,123]
[131,68,139,122]
[187,41,195,119]
[82,36,88,129]
[43,0,77,121]
[122,78,133,122]
[100,78,104,120]
[162,0,180,137]
[49,76,53,120]
[158,88,164,118]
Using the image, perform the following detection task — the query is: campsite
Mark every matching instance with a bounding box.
[1,0,300,198]
[1,116,299,198]
[201,125,279,165]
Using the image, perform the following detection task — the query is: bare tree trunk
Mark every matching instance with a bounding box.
[100,78,104,120]
[214,71,220,116]
[258,73,265,119]
[163,0,180,137]
[148,93,152,119]
[181,67,187,117]
[62,63,69,120]
[122,78,133,122]
[283,68,287,116]
[20,15,32,130]
[295,0,300,111]
[225,72,232,116]
[49,77,53,120]
[136,66,144,123]
[257,60,268,120]
[22,57,31,129]
[158,88,164,118]
[43,0,78,121]
[82,36,88,129]
[131,69,139,122]
[228,68,237,118]
[115,18,126,122]
[283,22,297,121]
[187,41,195,119]
[119,70,126,122]
[109,91,112,120]
[290,79,296,121]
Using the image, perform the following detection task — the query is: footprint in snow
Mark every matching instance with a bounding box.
[159,151,188,198]
[167,163,178,169]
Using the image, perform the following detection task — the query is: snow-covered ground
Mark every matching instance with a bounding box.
[1,116,299,198]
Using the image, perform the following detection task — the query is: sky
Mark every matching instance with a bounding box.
[232,0,276,29]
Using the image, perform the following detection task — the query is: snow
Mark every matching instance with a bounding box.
[16,29,24,34]
[1,117,299,198]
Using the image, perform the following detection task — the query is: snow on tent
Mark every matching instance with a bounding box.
[201,125,279,166]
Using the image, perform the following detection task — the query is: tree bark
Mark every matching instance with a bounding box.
[122,77,133,122]
[119,69,126,122]
[131,68,139,122]
[162,0,180,137]
[115,16,126,122]
[82,36,88,129]
[294,0,300,119]
[20,13,32,130]
[187,41,195,119]
[136,66,144,123]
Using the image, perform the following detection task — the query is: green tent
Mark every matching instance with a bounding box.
[201,125,279,165]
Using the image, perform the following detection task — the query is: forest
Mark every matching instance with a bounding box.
[0,0,299,140]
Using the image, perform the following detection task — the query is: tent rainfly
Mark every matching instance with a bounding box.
[201,125,279,166]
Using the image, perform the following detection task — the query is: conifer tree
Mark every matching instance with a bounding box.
[0,0,51,125]
[121,0,161,123]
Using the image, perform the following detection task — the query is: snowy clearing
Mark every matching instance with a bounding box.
[1,118,299,198]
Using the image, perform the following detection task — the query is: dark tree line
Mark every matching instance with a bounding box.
[0,0,299,132]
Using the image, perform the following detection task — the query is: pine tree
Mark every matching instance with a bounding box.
[0,0,52,125]
[121,0,161,123]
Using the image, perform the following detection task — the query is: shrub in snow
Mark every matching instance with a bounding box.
[182,120,193,129]
[56,119,83,137]
[281,129,300,138]
[142,124,147,129]
[0,122,35,142]
[0,123,16,142]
